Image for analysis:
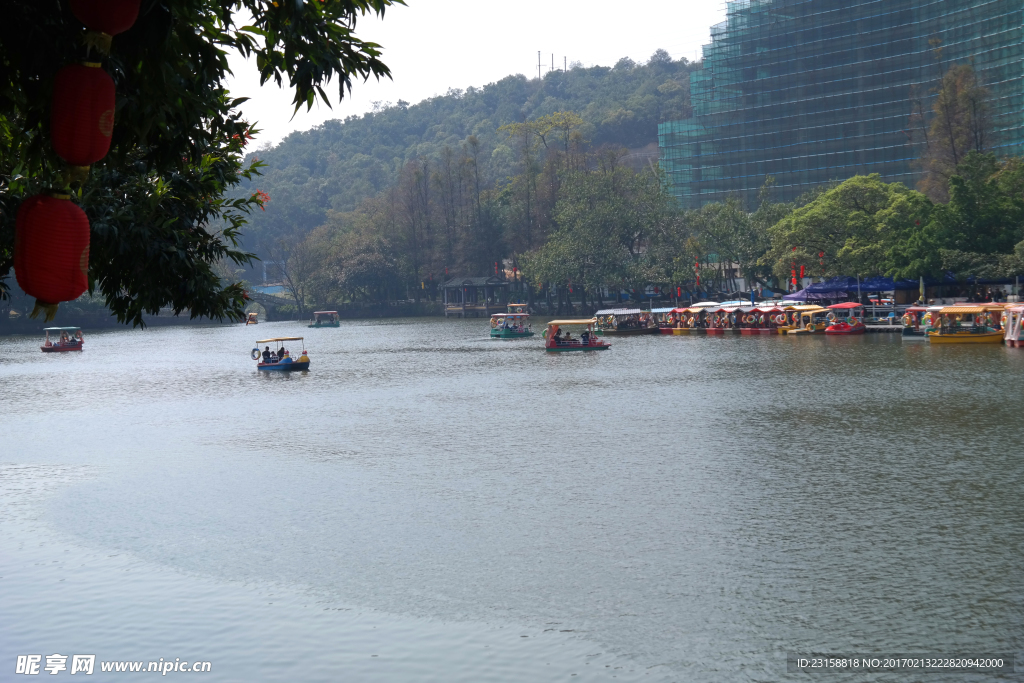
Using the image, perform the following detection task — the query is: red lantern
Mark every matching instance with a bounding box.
[14,194,91,320]
[70,0,141,36]
[51,62,116,167]
[800,265,805,278]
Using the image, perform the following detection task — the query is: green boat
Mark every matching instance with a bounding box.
[489,303,534,338]
[308,311,340,328]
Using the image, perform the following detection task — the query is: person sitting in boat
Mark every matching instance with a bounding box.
[262,346,271,364]
[580,330,590,344]
[553,329,563,344]
[563,331,573,344]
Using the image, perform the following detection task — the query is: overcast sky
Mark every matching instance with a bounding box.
[225,0,728,147]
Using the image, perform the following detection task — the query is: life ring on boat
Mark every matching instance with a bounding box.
[848,317,859,325]
[805,322,815,332]
[744,314,755,324]
[901,315,912,326]
[251,348,261,360]
[774,314,786,325]
[826,312,836,322]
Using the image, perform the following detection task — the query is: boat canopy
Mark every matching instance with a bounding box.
[689,301,721,308]
[827,302,864,310]
[939,306,993,314]
[43,326,81,331]
[904,306,929,312]
[547,318,596,326]
[595,308,642,316]
[256,337,305,343]
[312,311,338,315]
[491,313,528,318]
[650,307,676,314]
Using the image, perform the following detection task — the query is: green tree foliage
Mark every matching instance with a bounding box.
[1,0,398,324]
[764,175,934,282]
[236,52,697,254]
[521,155,669,307]
[764,157,1024,283]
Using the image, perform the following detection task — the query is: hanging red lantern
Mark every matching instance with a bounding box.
[800,265,805,278]
[14,194,91,320]
[70,0,141,36]
[51,62,115,168]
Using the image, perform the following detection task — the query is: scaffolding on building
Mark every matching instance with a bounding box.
[658,0,1024,208]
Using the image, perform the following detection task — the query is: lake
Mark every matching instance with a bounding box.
[1,319,1021,681]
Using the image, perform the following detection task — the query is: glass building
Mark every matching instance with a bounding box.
[658,0,1024,208]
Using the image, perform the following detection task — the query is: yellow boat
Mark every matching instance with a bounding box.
[782,305,828,335]
[927,305,1005,344]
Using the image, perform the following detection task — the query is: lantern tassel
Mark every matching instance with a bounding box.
[30,300,61,322]
[83,31,113,55]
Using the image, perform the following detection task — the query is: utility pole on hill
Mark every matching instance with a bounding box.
[537,51,541,79]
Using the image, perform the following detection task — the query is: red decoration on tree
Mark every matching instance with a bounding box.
[51,63,115,167]
[800,265,805,278]
[14,194,91,320]
[70,0,141,36]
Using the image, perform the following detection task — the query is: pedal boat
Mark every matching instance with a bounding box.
[308,311,340,328]
[490,307,534,338]
[783,305,829,335]
[252,336,311,370]
[927,305,1005,344]
[544,319,610,351]
[1004,304,1024,347]
[594,308,659,335]
[899,305,930,341]
[41,326,83,352]
[824,302,867,335]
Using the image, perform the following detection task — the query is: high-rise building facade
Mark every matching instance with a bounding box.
[658,0,1024,208]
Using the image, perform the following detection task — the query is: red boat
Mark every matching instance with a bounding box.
[824,303,866,335]
[41,326,84,352]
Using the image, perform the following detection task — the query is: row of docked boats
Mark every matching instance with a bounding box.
[584,301,1024,344]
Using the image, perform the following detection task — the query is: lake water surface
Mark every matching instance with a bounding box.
[1,320,1021,681]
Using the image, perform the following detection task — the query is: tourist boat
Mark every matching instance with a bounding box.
[738,306,782,334]
[594,308,658,335]
[668,307,693,334]
[245,312,259,325]
[784,305,830,335]
[706,306,742,335]
[544,319,610,351]
[824,302,866,335]
[308,311,340,328]
[652,307,678,334]
[1003,304,1024,347]
[251,337,311,370]
[41,326,83,352]
[927,305,1005,344]
[899,305,930,342]
[490,310,534,338]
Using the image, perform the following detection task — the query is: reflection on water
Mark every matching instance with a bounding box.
[1,320,1022,681]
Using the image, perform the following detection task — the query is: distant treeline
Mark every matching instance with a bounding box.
[234,50,697,249]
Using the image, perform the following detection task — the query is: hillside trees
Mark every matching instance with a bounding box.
[235,52,698,258]
[520,151,671,309]
[1,0,400,325]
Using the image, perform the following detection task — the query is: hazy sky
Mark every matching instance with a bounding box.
[225,1,728,147]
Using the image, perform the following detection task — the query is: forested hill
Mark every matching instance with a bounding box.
[238,50,696,248]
